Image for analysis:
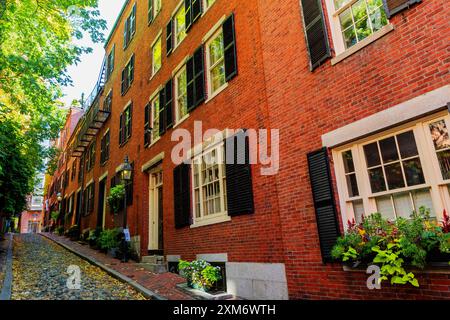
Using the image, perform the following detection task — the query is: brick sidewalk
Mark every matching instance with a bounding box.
[42,233,191,300]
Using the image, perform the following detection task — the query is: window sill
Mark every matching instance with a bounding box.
[205,82,229,104]
[119,138,131,148]
[147,137,161,149]
[190,215,231,228]
[150,68,161,81]
[331,24,394,66]
[173,114,190,128]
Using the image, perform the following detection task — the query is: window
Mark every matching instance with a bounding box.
[192,144,228,224]
[327,0,388,52]
[206,30,226,95]
[150,95,160,142]
[334,114,450,225]
[101,131,110,165]
[103,90,113,112]
[152,36,162,76]
[85,183,95,215]
[86,143,95,172]
[106,45,115,81]
[124,3,137,48]
[78,155,84,182]
[148,0,162,23]
[174,3,186,47]
[175,66,188,123]
[120,104,133,145]
[203,0,216,10]
[71,160,76,181]
[121,55,135,95]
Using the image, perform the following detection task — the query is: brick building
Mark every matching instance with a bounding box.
[44,0,450,299]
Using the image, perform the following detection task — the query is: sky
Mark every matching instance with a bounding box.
[61,0,126,107]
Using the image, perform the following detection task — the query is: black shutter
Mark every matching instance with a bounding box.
[185,0,192,31]
[223,14,238,82]
[129,55,135,84]
[307,148,341,263]
[186,55,195,110]
[165,79,174,129]
[90,183,96,213]
[123,19,129,48]
[299,0,330,71]
[225,131,254,216]
[119,113,124,145]
[131,4,137,35]
[193,46,205,106]
[128,103,133,139]
[121,69,125,95]
[382,0,421,18]
[166,19,173,56]
[173,163,191,228]
[159,88,166,136]
[192,0,202,23]
[148,0,154,23]
[144,103,151,146]
[100,136,105,164]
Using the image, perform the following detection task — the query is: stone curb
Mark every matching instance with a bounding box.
[0,233,13,300]
[40,233,167,301]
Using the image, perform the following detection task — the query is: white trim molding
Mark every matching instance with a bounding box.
[141,152,165,172]
[322,85,450,148]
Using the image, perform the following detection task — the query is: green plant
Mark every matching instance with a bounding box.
[332,207,450,287]
[178,259,222,291]
[107,184,125,214]
[97,228,121,251]
[51,211,60,222]
[55,226,64,236]
[66,225,79,240]
[87,227,102,248]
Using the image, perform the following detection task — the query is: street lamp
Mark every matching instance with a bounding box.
[118,155,133,262]
[56,192,62,228]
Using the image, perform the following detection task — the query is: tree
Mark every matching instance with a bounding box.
[0,0,106,218]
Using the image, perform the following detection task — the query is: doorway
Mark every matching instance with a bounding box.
[97,178,107,229]
[148,168,163,253]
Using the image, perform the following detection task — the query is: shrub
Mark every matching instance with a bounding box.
[66,225,79,240]
[332,207,450,287]
[178,260,222,291]
[107,185,125,214]
[97,228,121,251]
[87,227,102,248]
[55,226,64,236]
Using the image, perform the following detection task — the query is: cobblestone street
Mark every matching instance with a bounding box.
[10,234,147,300]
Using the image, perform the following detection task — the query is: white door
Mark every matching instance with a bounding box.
[149,169,163,250]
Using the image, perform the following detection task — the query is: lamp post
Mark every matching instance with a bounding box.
[119,155,133,262]
[57,192,62,228]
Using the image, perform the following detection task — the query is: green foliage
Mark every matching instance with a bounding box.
[107,184,125,214]
[66,224,79,240]
[178,260,222,291]
[55,226,64,236]
[332,207,450,287]
[50,211,60,222]
[97,228,121,251]
[0,0,106,216]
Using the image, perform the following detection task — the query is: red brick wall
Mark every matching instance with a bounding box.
[257,0,449,299]
[48,0,450,299]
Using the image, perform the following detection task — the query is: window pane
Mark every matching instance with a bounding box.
[369,7,387,32]
[429,119,450,151]
[355,16,371,42]
[397,131,418,158]
[412,188,435,217]
[403,158,425,186]
[379,136,398,163]
[364,142,381,167]
[211,62,226,92]
[366,0,383,12]
[339,8,353,30]
[437,150,450,180]
[342,150,355,173]
[334,0,352,9]
[385,162,405,190]
[375,196,395,221]
[343,26,357,49]
[353,200,365,224]
[209,33,224,66]
[368,167,386,193]
[393,192,413,219]
[346,173,359,197]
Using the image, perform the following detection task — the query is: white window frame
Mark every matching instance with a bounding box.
[153,0,162,18]
[204,23,228,102]
[174,65,189,125]
[332,111,450,230]
[190,137,230,228]
[173,0,187,49]
[149,91,161,145]
[151,32,162,77]
[202,0,217,13]
[324,0,393,60]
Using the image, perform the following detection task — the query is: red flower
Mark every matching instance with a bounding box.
[442,209,450,233]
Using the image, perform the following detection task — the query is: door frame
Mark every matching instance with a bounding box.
[97,177,107,229]
[148,166,163,252]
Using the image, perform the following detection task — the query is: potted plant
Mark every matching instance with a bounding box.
[331,207,450,287]
[178,259,222,292]
[107,184,125,214]
[97,228,121,257]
